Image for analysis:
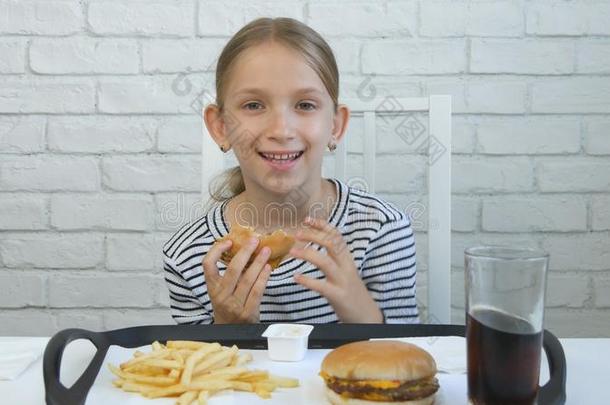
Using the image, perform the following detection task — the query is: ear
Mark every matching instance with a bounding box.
[331,104,350,145]
[203,104,229,148]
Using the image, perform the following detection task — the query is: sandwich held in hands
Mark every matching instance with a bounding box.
[216,224,296,270]
[320,340,439,405]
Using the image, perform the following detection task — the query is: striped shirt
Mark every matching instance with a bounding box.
[163,178,419,324]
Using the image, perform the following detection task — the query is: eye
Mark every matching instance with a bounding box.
[297,101,317,111]
[243,101,263,111]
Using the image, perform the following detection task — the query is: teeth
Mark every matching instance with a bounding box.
[261,152,301,160]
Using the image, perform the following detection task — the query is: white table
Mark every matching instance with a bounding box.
[0,337,607,404]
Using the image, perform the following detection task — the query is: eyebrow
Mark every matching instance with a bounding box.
[233,87,325,96]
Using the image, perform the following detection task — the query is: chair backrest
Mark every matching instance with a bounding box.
[201,95,452,323]
[338,96,452,324]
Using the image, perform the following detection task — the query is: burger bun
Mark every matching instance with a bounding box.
[216,224,295,270]
[325,388,435,405]
[321,340,437,381]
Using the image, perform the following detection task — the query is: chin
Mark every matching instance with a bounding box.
[261,175,306,195]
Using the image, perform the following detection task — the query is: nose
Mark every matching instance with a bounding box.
[266,107,295,142]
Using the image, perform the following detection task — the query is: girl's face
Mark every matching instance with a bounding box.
[214,41,348,196]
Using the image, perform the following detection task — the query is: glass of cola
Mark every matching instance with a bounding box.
[465,246,549,405]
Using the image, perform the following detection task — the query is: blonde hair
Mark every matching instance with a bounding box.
[207,17,339,204]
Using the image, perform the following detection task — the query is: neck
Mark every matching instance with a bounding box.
[229,178,335,234]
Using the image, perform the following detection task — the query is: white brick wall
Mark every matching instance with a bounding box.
[157,116,202,153]
[592,196,610,231]
[578,40,610,74]
[0,234,104,268]
[477,118,580,155]
[98,76,213,114]
[0,272,46,307]
[470,39,575,75]
[102,155,201,191]
[420,1,522,37]
[453,156,535,193]
[362,40,467,74]
[0,0,83,35]
[87,1,194,37]
[538,159,610,192]
[48,274,159,308]
[1,0,609,338]
[47,116,157,153]
[0,78,96,113]
[584,118,610,155]
[30,38,140,74]
[142,39,225,73]
[50,194,154,231]
[542,234,610,271]
[0,194,48,230]
[0,116,46,153]
[466,81,527,114]
[482,196,588,232]
[106,233,168,272]
[526,2,610,36]
[532,78,610,113]
[0,156,100,191]
[308,1,417,37]
[594,277,610,308]
[0,39,26,73]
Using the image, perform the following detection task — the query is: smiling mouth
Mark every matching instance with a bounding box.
[258,151,304,163]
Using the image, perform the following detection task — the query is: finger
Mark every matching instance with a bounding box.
[297,217,347,257]
[223,237,260,293]
[295,226,347,259]
[303,216,335,233]
[293,272,334,298]
[289,246,336,275]
[243,263,272,314]
[296,227,341,252]
[202,239,233,286]
[233,246,271,304]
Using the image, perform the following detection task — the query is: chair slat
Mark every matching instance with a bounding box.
[427,95,452,324]
[363,111,376,193]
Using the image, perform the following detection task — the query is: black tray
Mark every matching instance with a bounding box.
[43,324,566,405]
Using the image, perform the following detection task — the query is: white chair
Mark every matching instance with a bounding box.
[201,95,452,324]
[338,96,452,324]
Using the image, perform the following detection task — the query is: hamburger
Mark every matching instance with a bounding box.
[319,340,439,405]
[216,223,295,270]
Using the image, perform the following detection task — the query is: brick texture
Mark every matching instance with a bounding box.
[0,0,608,337]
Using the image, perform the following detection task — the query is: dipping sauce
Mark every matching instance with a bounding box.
[262,324,314,362]
[268,325,310,337]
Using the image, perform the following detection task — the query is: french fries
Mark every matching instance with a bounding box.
[109,340,299,405]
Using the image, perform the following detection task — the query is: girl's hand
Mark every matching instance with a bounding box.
[290,217,383,323]
[202,237,272,324]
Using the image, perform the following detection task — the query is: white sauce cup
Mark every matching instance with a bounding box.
[262,324,314,361]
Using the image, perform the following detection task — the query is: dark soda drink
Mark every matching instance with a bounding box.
[467,307,543,405]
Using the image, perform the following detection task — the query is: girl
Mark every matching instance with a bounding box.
[163,17,418,324]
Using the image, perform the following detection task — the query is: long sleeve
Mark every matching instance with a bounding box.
[163,253,213,325]
[360,212,419,323]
